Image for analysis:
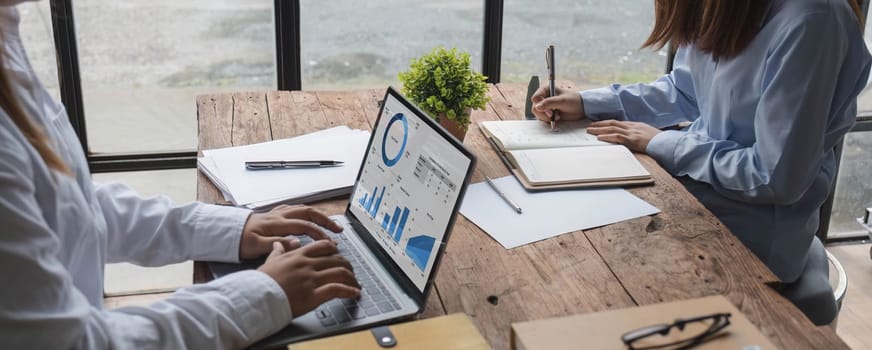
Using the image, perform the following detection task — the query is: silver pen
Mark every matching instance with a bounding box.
[245,160,344,170]
[485,176,522,214]
[546,44,558,132]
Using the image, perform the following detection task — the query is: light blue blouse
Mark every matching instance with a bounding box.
[581,0,871,282]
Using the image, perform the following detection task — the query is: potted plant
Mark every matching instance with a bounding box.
[398,47,490,141]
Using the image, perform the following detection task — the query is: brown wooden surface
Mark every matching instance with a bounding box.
[195,84,848,350]
[288,313,490,350]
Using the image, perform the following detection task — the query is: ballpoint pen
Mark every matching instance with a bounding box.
[485,176,522,214]
[546,44,558,132]
[245,160,344,170]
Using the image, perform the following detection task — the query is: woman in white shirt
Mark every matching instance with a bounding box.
[0,1,359,348]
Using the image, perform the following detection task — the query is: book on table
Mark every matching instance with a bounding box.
[480,120,653,191]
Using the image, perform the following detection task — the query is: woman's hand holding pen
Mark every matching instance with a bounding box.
[529,87,661,153]
[586,120,662,153]
[531,86,586,122]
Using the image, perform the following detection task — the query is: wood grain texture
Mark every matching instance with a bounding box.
[266,91,330,140]
[316,91,372,131]
[752,284,849,349]
[432,84,635,350]
[195,85,849,350]
[288,313,490,350]
[351,89,385,127]
[196,94,234,205]
[231,92,272,146]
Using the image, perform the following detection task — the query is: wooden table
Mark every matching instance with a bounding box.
[196,84,848,350]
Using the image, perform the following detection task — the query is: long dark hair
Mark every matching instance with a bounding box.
[643,0,865,61]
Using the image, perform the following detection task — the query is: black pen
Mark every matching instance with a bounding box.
[245,160,344,170]
[546,45,558,131]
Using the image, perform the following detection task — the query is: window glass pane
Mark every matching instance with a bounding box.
[300,1,484,90]
[861,88,872,112]
[828,131,872,239]
[502,0,663,88]
[19,1,60,100]
[93,169,198,295]
[858,16,872,112]
[74,1,276,153]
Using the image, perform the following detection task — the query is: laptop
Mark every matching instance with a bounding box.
[209,86,477,350]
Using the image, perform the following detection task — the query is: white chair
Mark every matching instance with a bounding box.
[826,250,848,330]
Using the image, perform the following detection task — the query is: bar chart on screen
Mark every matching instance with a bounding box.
[358,185,386,218]
[381,206,411,243]
[355,185,417,248]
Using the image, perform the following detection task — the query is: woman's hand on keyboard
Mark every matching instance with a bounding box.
[239,204,344,260]
[259,239,361,316]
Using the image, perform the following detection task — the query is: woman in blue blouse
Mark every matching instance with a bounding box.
[533,0,871,324]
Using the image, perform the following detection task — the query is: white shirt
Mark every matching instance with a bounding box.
[581,0,871,282]
[0,6,292,349]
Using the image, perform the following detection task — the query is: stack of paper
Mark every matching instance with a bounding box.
[198,126,370,209]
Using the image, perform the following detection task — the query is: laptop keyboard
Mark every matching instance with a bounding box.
[296,233,401,327]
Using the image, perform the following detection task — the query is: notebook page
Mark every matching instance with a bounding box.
[509,146,649,185]
[480,120,606,150]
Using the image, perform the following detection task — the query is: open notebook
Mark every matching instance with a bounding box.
[481,120,652,190]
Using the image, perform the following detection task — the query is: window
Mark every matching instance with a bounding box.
[827,13,872,239]
[501,0,663,88]
[19,1,59,99]
[829,132,872,239]
[93,169,198,295]
[300,0,483,90]
[73,1,276,153]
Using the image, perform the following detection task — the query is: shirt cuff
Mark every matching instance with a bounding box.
[212,270,294,339]
[580,86,625,121]
[191,204,252,262]
[646,130,684,174]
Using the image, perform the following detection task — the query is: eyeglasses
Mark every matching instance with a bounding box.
[620,312,732,350]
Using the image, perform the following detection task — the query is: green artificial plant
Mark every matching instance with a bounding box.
[398,47,490,129]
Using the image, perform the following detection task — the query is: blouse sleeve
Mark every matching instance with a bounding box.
[0,132,292,349]
[580,47,700,128]
[94,182,251,266]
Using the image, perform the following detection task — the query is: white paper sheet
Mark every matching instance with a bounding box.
[198,126,370,206]
[459,176,660,249]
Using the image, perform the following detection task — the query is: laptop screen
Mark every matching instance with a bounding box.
[348,89,473,292]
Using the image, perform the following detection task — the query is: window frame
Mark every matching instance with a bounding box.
[46,0,870,241]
